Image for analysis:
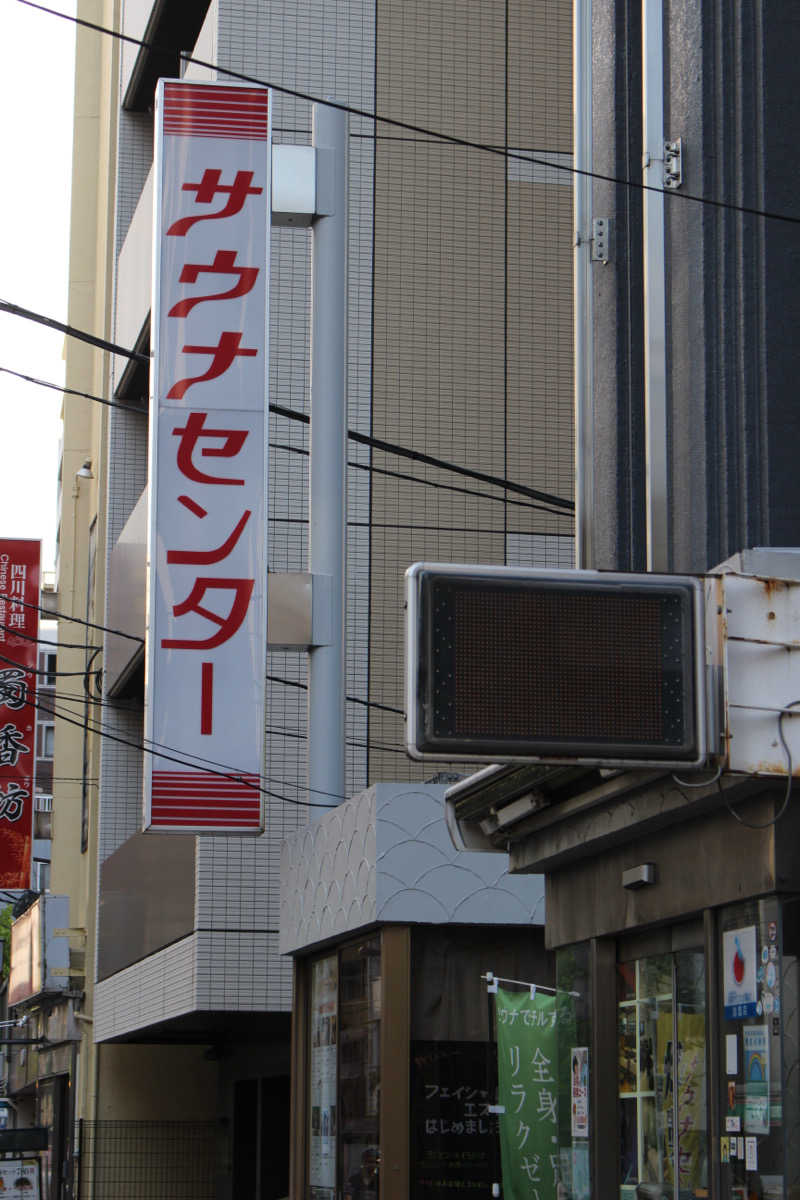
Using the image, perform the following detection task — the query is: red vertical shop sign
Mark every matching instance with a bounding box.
[0,540,40,887]
[145,82,271,832]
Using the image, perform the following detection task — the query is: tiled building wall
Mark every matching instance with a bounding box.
[115,112,153,256]
[97,0,376,1018]
[95,0,573,1020]
[97,708,144,863]
[95,937,197,1041]
[367,0,574,781]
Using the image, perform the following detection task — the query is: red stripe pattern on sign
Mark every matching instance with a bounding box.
[163,83,270,140]
[150,770,261,827]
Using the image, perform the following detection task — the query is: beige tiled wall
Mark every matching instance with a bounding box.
[368,0,574,781]
[96,0,574,1027]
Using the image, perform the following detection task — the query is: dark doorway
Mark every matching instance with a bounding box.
[233,1075,290,1200]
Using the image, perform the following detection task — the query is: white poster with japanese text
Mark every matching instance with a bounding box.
[146,81,271,831]
[570,1046,589,1138]
[743,1025,770,1135]
[0,1159,40,1199]
[309,955,338,1197]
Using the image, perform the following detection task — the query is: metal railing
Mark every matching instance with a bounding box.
[76,1120,218,1199]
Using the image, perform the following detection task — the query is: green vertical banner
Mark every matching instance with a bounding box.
[495,987,558,1200]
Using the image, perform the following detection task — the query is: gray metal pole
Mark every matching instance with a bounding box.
[308,102,347,811]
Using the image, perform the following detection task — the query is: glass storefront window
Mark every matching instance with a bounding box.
[618,953,673,1197]
[340,939,381,1198]
[718,897,787,1200]
[556,942,592,1200]
[617,951,707,1200]
[782,897,800,1197]
[306,937,381,1200]
[411,924,555,1199]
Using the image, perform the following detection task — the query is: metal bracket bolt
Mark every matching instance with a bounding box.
[591,217,614,263]
[664,138,683,189]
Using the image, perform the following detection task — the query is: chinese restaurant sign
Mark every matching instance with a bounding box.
[495,987,558,1200]
[146,81,272,832]
[0,540,39,886]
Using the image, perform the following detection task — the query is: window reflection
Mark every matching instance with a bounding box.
[340,938,381,1198]
[617,951,707,1200]
[306,938,382,1200]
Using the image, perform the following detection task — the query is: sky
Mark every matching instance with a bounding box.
[0,0,76,577]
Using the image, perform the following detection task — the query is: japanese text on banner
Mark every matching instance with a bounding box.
[0,540,40,886]
[495,987,559,1200]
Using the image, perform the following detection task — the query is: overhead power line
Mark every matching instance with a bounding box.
[4,361,570,517]
[31,690,346,808]
[0,300,148,364]
[18,677,412,757]
[16,0,800,228]
[271,439,563,517]
[0,651,97,679]
[0,637,405,721]
[0,591,144,644]
[265,672,403,716]
[0,775,99,786]
[0,328,574,513]
[0,620,99,652]
[0,366,147,416]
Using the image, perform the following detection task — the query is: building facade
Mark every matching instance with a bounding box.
[37,0,576,1196]
[281,782,550,1200]
[443,3,800,1200]
[32,623,57,894]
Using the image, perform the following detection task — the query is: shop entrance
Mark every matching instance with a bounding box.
[618,950,708,1200]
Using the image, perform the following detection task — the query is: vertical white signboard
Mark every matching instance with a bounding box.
[146,81,271,832]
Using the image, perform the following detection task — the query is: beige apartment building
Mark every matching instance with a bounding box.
[12,0,574,1196]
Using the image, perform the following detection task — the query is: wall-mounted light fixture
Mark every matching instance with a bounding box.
[622,863,657,890]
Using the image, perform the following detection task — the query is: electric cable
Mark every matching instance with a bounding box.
[270,440,572,519]
[39,679,412,756]
[723,700,800,829]
[0,354,574,513]
[17,678,411,757]
[0,362,571,518]
[0,591,144,644]
[0,300,148,363]
[16,0,800,228]
[29,683,442,805]
[24,680,411,756]
[0,651,99,679]
[30,689,354,807]
[0,620,99,652]
[342,423,573,513]
[265,672,404,716]
[671,764,723,789]
[352,521,547,535]
[12,669,411,755]
[32,681,412,753]
[0,366,147,416]
[0,642,406,720]
[29,692,339,809]
[0,776,99,786]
